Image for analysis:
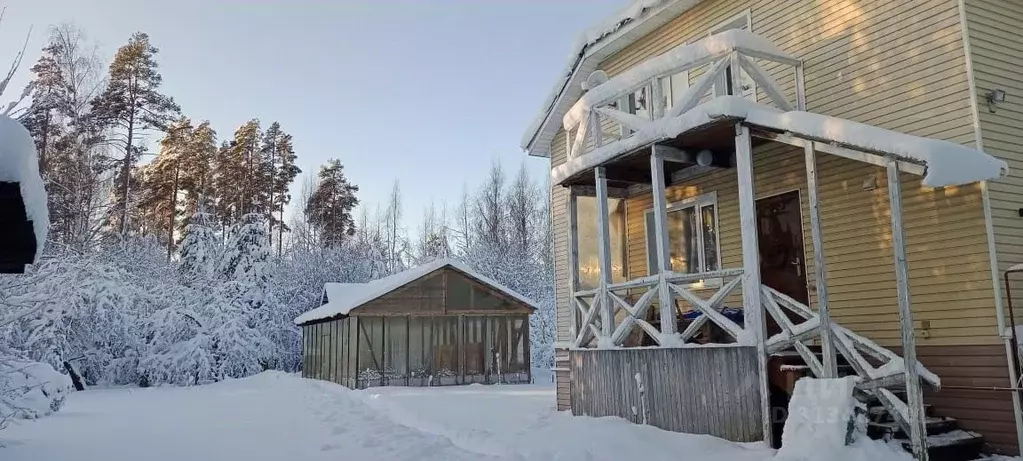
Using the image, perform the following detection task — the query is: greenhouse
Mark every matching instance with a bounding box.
[295,259,537,388]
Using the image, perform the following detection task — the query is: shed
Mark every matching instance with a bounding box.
[295,258,538,388]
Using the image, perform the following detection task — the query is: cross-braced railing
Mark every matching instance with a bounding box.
[562,29,803,162]
[571,268,747,348]
[761,285,941,437]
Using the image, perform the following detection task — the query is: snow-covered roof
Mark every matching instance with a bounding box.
[0,115,48,258]
[294,258,538,325]
[521,0,703,157]
[551,96,1008,188]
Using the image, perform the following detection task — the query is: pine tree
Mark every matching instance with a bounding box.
[304,159,359,247]
[260,122,300,256]
[179,208,220,283]
[219,212,270,286]
[214,120,260,226]
[90,32,180,236]
[137,117,191,252]
[178,121,217,219]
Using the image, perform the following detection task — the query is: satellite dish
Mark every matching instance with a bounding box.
[582,70,609,91]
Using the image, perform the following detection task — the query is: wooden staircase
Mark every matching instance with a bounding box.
[773,350,985,461]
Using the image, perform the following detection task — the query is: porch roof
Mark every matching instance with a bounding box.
[551,96,1008,188]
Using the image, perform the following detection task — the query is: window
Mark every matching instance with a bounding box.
[710,10,756,101]
[575,195,627,290]
[661,70,690,110]
[645,192,720,275]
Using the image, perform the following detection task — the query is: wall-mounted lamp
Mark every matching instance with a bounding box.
[696,149,714,166]
[986,88,1007,113]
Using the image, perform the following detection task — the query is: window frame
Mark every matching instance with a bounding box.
[643,191,722,287]
[709,9,757,101]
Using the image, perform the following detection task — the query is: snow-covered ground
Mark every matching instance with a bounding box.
[0,371,920,461]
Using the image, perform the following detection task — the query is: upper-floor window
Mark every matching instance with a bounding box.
[645,192,720,275]
[710,10,756,101]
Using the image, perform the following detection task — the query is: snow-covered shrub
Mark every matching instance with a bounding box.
[0,358,72,427]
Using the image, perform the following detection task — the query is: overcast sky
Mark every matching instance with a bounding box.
[1,0,625,231]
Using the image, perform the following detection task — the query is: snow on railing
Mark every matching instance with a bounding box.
[760,285,940,437]
[561,29,801,162]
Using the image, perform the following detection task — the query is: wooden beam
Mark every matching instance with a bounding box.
[570,185,629,198]
[735,123,771,443]
[602,167,654,184]
[667,56,730,117]
[737,54,793,111]
[887,160,929,461]
[749,128,926,176]
[595,167,615,341]
[795,62,807,111]
[804,142,837,377]
[568,190,580,340]
[653,145,692,164]
[650,146,678,339]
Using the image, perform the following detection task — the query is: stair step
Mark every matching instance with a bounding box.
[867,403,933,419]
[869,416,958,437]
[897,430,984,461]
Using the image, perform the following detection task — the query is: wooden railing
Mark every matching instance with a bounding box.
[571,268,746,348]
[561,30,803,162]
[761,285,941,437]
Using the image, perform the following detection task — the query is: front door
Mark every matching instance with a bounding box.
[755,191,809,305]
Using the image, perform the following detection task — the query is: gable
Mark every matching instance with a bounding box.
[350,267,535,316]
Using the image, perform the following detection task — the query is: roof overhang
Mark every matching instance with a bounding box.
[521,0,704,158]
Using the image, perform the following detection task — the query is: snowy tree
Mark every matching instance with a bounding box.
[219,213,270,287]
[304,159,359,247]
[179,208,220,283]
[90,32,180,236]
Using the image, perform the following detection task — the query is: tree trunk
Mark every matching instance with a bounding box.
[166,162,179,260]
[120,112,136,236]
[62,361,85,391]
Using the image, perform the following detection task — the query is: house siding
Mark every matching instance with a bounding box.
[962,0,1023,452]
[545,0,1009,429]
[966,0,1023,325]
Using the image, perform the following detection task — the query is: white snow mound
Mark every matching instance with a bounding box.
[0,114,48,257]
[0,358,72,422]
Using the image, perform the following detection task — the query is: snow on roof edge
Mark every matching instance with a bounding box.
[520,0,685,154]
[294,258,539,325]
[551,96,1008,188]
[0,115,48,259]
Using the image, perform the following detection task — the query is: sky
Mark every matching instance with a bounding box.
[1,0,626,232]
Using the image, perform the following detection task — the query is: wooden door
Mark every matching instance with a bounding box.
[755,191,809,305]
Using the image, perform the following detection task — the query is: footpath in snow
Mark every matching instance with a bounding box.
[0,371,918,461]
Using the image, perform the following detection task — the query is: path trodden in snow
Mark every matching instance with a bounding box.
[0,372,911,461]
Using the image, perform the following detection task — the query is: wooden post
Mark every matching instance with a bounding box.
[650,146,678,339]
[729,52,742,97]
[887,160,929,461]
[795,63,807,111]
[735,124,771,443]
[459,315,466,384]
[523,316,532,383]
[594,167,615,342]
[805,142,837,377]
[568,190,580,340]
[406,315,411,386]
[353,317,361,389]
[651,78,665,119]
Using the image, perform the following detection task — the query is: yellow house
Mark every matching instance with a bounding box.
[521,0,1023,458]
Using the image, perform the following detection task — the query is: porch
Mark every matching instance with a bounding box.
[555,30,1007,459]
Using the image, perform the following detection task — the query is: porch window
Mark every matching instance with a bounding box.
[576,195,627,290]
[645,192,720,275]
[710,10,756,101]
[661,70,690,110]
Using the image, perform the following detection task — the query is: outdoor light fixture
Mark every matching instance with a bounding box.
[986,88,1007,112]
